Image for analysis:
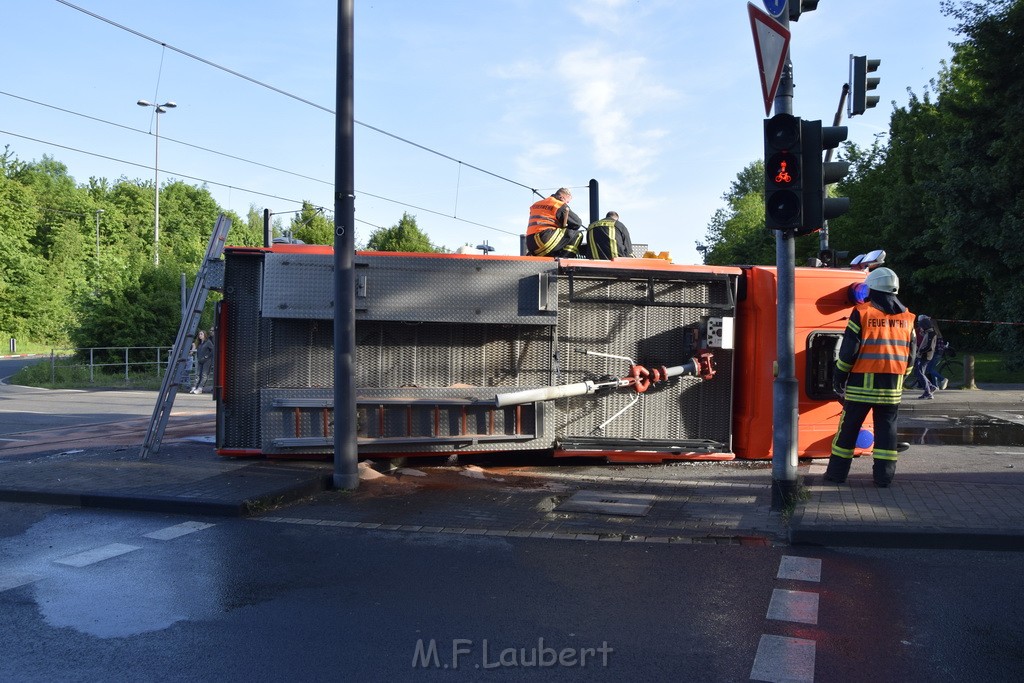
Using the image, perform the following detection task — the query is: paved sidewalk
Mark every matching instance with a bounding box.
[0,384,1021,549]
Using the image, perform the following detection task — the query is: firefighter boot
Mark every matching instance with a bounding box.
[873,459,897,488]
[823,456,852,484]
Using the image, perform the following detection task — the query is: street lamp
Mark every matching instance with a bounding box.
[94,209,104,259]
[137,99,176,265]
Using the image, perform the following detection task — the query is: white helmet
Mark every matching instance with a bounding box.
[865,267,899,294]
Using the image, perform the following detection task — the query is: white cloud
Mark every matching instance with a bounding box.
[556,47,677,192]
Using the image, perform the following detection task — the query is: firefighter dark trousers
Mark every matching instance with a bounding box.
[528,228,582,258]
[827,400,900,486]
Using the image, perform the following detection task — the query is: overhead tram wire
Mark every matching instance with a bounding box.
[0,90,331,188]
[1,128,310,207]
[0,128,516,237]
[55,0,543,198]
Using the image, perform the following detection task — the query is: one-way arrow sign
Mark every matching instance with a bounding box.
[748,3,791,115]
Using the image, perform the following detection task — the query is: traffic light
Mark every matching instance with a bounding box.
[764,113,803,231]
[797,119,850,236]
[789,0,820,21]
[849,55,881,116]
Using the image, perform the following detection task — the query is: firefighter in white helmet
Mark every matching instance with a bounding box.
[825,267,917,487]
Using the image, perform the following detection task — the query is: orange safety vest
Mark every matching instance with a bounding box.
[850,304,915,375]
[527,196,565,236]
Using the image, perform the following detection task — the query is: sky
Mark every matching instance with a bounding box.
[1,1,959,262]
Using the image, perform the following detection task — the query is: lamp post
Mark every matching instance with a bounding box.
[137,99,176,265]
[94,209,104,259]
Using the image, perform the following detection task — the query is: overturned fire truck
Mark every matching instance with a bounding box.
[212,246,863,463]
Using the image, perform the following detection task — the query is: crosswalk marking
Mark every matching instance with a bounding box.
[778,555,822,582]
[750,635,815,683]
[144,521,215,541]
[767,588,819,625]
[0,573,42,593]
[54,543,141,568]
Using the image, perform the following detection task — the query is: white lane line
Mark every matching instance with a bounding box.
[144,521,215,541]
[0,573,42,593]
[54,543,141,568]
[766,589,819,625]
[778,556,822,582]
[750,635,815,682]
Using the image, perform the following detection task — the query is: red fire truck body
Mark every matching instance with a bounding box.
[212,246,862,463]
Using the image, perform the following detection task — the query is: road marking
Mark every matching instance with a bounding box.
[778,556,822,582]
[750,635,815,682]
[0,573,42,593]
[766,588,819,625]
[556,490,656,517]
[144,521,215,540]
[807,464,826,475]
[54,543,141,567]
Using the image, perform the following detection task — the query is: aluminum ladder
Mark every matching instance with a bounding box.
[139,214,231,458]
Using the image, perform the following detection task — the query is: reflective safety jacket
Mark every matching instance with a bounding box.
[527,196,565,236]
[836,302,915,405]
[586,218,631,259]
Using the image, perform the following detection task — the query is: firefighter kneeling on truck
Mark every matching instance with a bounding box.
[826,267,917,488]
[526,187,584,257]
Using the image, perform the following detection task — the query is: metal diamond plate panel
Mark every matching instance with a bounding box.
[261,252,335,319]
[260,253,559,325]
[554,269,736,448]
[219,251,265,450]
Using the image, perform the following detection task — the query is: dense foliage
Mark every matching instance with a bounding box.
[702,0,1024,354]
[365,212,445,253]
[0,147,327,348]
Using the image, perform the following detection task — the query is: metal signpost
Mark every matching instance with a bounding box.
[750,2,798,506]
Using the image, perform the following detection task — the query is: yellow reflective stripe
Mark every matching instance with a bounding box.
[831,445,855,458]
[532,230,563,256]
[873,452,899,461]
[837,358,853,372]
[847,319,861,334]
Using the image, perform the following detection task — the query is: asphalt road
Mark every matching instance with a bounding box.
[0,357,213,457]
[2,503,1022,682]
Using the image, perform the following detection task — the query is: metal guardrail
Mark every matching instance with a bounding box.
[41,346,192,385]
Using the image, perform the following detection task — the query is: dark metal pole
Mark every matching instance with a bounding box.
[588,179,599,225]
[263,208,271,248]
[333,0,359,490]
[771,3,798,508]
[819,84,850,254]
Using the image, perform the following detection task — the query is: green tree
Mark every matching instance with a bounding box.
[701,161,776,265]
[366,212,440,253]
[291,201,334,245]
[159,181,221,265]
[0,173,46,340]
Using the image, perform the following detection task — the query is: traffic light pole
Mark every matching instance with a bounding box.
[771,9,799,509]
[819,83,850,254]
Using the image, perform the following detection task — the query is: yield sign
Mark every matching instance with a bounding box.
[748,3,791,115]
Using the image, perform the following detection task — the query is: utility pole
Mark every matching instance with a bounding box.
[769,3,799,509]
[333,0,359,490]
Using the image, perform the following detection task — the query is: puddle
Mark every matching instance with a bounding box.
[899,416,1024,447]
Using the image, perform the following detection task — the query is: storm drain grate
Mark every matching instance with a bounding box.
[556,490,656,517]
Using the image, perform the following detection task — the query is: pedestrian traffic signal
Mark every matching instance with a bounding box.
[789,0,820,21]
[764,113,803,231]
[849,55,881,116]
[797,119,850,236]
